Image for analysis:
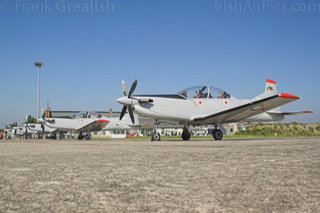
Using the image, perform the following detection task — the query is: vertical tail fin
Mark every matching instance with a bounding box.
[265,79,277,95]
[265,79,280,112]
[254,79,280,112]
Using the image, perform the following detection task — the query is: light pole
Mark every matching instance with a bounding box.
[34,61,44,119]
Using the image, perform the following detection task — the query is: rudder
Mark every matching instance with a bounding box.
[265,79,280,112]
[265,79,278,95]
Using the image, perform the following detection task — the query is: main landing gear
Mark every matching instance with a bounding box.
[182,126,191,141]
[212,126,223,141]
[86,133,91,140]
[78,132,84,140]
[78,132,91,140]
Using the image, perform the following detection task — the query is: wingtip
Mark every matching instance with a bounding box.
[280,93,300,99]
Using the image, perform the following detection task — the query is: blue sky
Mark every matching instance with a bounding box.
[1,0,319,127]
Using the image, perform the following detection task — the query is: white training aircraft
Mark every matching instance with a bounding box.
[10,123,49,139]
[3,128,16,139]
[12,126,37,139]
[117,79,312,141]
[24,122,57,139]
[40,111,109,140]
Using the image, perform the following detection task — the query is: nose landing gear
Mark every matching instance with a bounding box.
[151,120,161,141]
[151,130,161,141]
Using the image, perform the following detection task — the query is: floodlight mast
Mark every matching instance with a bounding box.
[34,61,44,119]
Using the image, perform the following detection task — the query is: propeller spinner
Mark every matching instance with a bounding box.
[117,80,138,124]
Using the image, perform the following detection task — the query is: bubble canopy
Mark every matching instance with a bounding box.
[72,111,103,119]
[177,86,231,99]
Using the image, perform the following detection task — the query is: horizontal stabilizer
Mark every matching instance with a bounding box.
[269,110,313,116]
[76,119,110,132]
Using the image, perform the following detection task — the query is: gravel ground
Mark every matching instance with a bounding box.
[0,137,319,212]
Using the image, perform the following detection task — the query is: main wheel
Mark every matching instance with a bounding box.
[78,135,84,140]
[182,130,191,141]
[213,129,223,140]
[86,134,91,140]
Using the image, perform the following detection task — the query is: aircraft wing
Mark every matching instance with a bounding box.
[193,94,301,123]
[76,119,110,132]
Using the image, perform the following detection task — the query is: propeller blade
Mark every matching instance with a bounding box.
[121,80,128,96]
[119,105,127,120]
[128,105,135,124]
[128,79,138,98]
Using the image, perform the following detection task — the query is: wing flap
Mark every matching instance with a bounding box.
[194,94,300,123]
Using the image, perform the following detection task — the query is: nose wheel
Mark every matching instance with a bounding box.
[151,131,161,141]
[151,120,161,141]
[213,129,223,140]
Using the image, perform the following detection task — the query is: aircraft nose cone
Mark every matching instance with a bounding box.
[117,97,130,105]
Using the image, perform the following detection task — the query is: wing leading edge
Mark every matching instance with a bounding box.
[193,93,300,123]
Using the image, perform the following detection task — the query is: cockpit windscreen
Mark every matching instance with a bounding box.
[177,86,230,99]
[72,112,103,119]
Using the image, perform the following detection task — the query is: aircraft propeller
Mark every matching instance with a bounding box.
[119,80,138,124]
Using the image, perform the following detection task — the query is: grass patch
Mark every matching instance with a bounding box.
[235,122,320,137]
[91,123,320,140]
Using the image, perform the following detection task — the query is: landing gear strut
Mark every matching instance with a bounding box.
[181,125,191,141]
[151,120,161,141]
